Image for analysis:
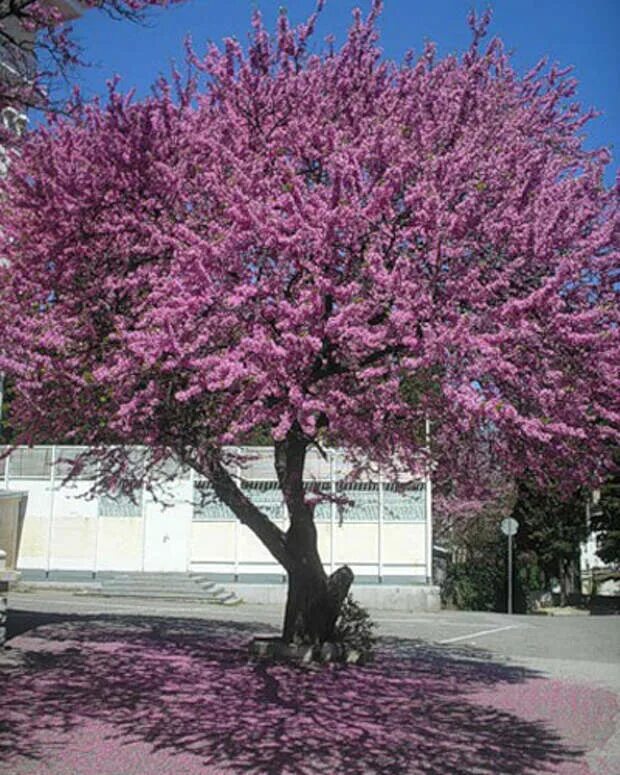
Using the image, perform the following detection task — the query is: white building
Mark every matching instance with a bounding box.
[2,445,434,589]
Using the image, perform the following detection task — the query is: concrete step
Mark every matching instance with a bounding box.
[100,582,224,594]
[98,573,192,581]
[101,580,213,591]
[93,589,242,606]
[91,572,243,606]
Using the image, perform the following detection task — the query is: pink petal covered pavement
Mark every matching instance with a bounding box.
[1,616,617,774]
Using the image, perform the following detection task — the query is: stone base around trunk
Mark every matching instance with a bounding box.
[250,635,370,665]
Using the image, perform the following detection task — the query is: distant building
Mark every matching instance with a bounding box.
[580,489,618,595]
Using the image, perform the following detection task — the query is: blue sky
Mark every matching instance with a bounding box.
[70,0,618,183]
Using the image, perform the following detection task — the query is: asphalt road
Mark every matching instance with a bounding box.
[7,589,620,688]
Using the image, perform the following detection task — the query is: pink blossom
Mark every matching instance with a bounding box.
[0,3,617,498]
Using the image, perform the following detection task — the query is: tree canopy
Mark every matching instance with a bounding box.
[0,2,618,641]
[2,3,617,486]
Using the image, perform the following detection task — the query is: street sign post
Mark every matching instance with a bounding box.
[500,518,519,614]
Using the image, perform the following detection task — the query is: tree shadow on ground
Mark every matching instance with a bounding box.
[1,609,584,775]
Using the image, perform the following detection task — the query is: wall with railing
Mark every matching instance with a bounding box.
[1,445,432,582]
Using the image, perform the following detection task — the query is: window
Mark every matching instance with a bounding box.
[97,490,143,517]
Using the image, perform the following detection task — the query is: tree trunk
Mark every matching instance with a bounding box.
[567,556,579,597]
[273,429,354,643]
[280,497,354,643]
[190,428,355,645]
[283,561,354,644]
[558,558,568,607]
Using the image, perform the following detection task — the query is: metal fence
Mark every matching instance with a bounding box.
[192,480,424,523]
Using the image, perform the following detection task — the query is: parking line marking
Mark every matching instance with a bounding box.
[439,624,519,644]
[374,616,503,627]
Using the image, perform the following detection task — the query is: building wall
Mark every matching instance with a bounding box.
[3,446,433,582]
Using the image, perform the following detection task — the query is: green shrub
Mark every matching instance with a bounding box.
[333,594,377,657]
[442,559,535,612]
[442,562,503,611]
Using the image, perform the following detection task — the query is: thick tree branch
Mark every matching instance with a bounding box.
[309,343,406,385]
[189,451,290,571]
[274,426,313,524]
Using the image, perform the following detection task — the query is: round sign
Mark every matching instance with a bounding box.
[500,517,519,536]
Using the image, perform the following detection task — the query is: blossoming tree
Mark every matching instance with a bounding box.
[1,3,618,643]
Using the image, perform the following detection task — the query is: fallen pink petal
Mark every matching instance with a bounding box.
[1,614,618,775]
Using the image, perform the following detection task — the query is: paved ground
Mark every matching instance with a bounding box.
[1,590,619,774]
